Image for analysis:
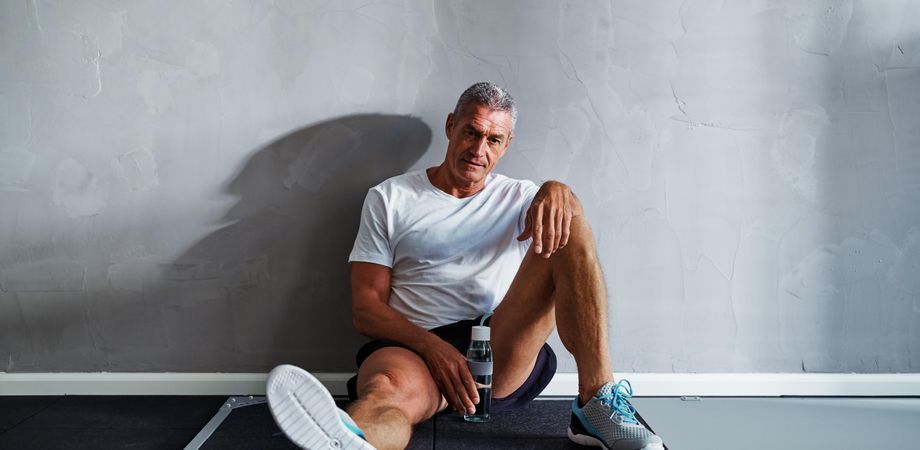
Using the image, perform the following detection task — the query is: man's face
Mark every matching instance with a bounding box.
[443,103,514,186]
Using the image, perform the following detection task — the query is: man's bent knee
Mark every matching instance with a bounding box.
[359,369,406,398]
[356,347,443,422]
[555,217,598,262]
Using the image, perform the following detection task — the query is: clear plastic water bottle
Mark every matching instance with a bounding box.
[464,325,492,422]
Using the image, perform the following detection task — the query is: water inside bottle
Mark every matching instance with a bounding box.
[464,380,492,422]
[473,386,491,415]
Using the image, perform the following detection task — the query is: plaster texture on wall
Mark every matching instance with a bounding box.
[1,0,918,373]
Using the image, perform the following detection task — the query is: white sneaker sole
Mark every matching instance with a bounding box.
[567,427,665,450]
[266,364,375,450]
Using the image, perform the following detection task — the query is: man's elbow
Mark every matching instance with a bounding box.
[351,307,373,336]
[351,313,367,335]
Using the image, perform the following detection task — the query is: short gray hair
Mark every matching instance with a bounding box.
[452,82,517,129]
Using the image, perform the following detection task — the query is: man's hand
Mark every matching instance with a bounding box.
[418,335,479,415]
[517,181,583,258]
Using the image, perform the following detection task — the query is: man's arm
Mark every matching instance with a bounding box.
[351,261,479,415]
[517,180,584,258]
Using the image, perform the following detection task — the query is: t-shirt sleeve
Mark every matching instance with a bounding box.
[348,189,393,267]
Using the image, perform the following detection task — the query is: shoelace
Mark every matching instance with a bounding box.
[597,379,639,424]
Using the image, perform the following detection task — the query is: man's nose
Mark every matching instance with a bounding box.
[471,137,488,157]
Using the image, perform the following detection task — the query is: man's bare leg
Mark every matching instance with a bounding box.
[346,347,445,450]
[490,216,612,404]
[550,216,614,403]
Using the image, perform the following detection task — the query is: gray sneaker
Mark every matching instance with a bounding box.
[568,380,664,450]
[267,364,376,450]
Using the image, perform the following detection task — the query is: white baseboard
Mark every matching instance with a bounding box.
[540,373,920,397]
[1,372,919,397]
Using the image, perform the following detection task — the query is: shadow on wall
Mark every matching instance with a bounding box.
[162,114,430,371]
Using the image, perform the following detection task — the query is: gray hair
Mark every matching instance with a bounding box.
[452,82,517,129]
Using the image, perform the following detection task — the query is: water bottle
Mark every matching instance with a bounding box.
[464,325,492,422]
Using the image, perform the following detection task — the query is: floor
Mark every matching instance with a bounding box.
[0,395,917,449]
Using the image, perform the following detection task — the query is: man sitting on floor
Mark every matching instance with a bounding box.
[266,82,664,450]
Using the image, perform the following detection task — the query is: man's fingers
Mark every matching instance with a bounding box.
[516,209,532,241]
[560,210,572,248]
[543,207,556,258]
[554,209,564,253]
[436,373,462,413]
[460,363,480,406]
[435,365,465,414]
[532,203,544,254]
[451,369,475,414]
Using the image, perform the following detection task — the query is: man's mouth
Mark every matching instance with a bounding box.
[462,158,485,167]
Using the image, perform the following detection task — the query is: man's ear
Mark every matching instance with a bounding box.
[445,113,455,139]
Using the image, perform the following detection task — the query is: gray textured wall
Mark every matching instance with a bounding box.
[1,0,918,374]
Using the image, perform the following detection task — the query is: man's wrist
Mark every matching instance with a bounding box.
[406,329,442,355]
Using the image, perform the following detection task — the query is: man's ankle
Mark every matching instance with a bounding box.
[577,389,598,406]
[578,379,614,406]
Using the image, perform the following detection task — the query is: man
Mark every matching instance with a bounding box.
[266,82,664,450]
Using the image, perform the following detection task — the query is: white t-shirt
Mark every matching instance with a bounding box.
[348,169,539,330]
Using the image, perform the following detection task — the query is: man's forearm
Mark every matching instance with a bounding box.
[353,301,441,354]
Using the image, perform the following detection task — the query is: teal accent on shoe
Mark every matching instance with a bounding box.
[338,410,367,440]
[598,379,640,424]
[571,397,604,438]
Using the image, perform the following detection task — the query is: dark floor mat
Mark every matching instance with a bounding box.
[200,399,434,450]
[0,395,227,450]
[435,400,580,449]
[12,395,226,430]
[0,396,661,450]
[0,426,197,450]
[0,396,61,432]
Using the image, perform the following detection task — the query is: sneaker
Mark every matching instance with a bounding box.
[568,379,664,450]
[267,364,376,450]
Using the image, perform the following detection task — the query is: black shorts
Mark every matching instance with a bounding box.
[346,315,557,413]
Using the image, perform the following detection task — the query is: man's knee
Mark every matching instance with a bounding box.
[360,368,412,398]
[356,349,442,421]
[558,216,598,261]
